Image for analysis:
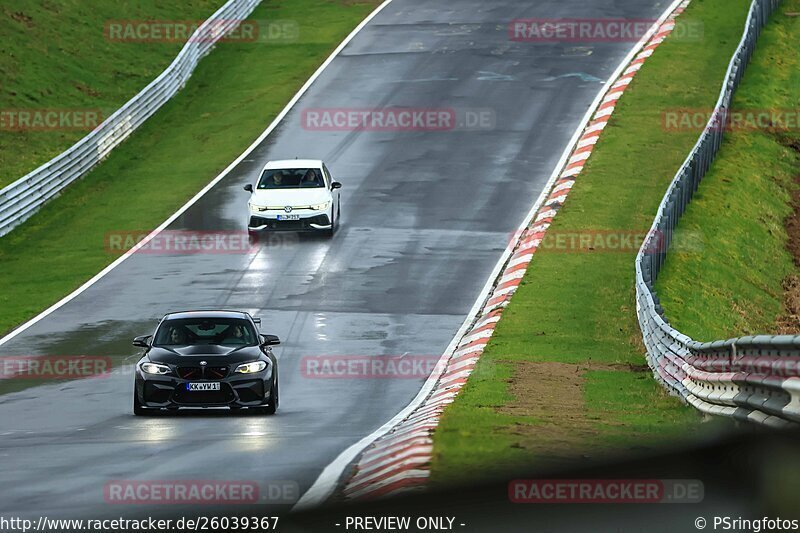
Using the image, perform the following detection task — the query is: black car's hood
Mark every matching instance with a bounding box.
[147,345,264,365]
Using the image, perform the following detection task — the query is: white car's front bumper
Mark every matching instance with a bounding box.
[247,206,332,231]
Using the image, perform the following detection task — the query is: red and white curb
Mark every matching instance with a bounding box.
[340,0,693,502]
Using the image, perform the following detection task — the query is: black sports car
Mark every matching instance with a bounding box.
[132,310,279,415]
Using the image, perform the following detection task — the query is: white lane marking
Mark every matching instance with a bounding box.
[293,0,688,511]
[0,0,395,348]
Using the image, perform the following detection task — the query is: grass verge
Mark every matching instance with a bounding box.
[0,0,380,337]
[655,3,800,340]
[0,0,222,187]
[430,0,767,485]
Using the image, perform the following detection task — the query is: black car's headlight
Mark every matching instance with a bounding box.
[234,361,267,374]
[140,362,171,375]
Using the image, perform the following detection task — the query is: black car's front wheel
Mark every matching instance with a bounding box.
[257,377,278,415]
[133,390,149,416]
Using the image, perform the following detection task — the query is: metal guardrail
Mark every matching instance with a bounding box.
[635,0,799,428]
[0,0,261,237]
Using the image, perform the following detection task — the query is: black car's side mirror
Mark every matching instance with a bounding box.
[244,184,254,193]
[331,182,342,190]
[260,334,280,346]
[133,335,152,348]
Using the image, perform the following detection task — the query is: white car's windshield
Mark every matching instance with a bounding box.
[257,168,324,189]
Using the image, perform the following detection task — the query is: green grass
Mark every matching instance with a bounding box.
[0,0,380,337]
[655,4,800,340]
[431,0,768,484]
[0,0,223,188]
[424,360,542,472]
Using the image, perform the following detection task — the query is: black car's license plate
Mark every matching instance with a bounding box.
[186,382,221,391]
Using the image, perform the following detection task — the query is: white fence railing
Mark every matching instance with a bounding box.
[0,0,262,237]
[635,0,799,427]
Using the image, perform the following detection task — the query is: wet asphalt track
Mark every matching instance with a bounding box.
[0,0,671,519]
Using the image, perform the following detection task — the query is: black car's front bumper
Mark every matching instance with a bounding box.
[136,369,273,409]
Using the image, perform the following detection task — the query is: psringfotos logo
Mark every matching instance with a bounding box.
[0,109,103,132]
[0,356,112,380]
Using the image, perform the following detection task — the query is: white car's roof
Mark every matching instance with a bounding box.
[263,159,323,170]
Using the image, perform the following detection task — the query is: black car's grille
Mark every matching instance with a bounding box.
[177,366,229,380]
[206,366,229,379]
[177,367,202,379]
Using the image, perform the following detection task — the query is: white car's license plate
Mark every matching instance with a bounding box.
[277,214,300,221]
[186,382,221,391]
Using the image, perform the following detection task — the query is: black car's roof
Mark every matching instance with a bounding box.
[163,310,252,320]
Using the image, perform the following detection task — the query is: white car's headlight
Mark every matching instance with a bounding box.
[140,362,171,375]
[310,201,331,211]
[249,202,268,212]
[234,361,268,374]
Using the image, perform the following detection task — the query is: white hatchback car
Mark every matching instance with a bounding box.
[244,159,342,236]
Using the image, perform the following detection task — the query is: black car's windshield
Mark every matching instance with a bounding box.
[257,168,324,189]
[154,318,258,346]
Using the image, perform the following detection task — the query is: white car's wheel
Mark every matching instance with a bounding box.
[325,206,337,237]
